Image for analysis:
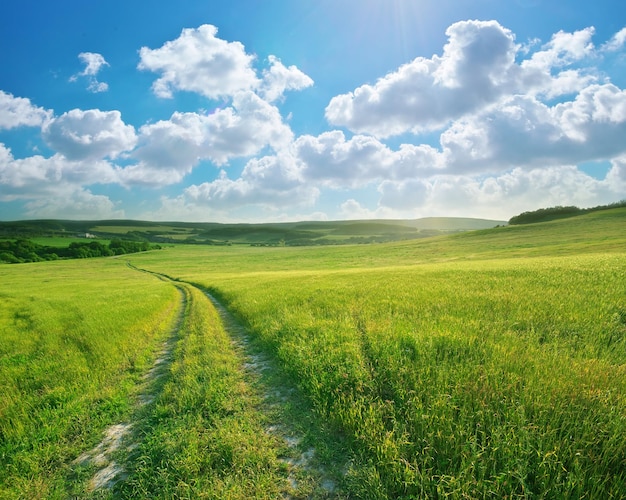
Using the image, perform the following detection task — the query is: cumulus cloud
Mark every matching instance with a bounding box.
[183,153,318,209]
[123,91,293,186]
[339,199,378,220]
[23,188,123,219]
[325,20,519,137]
[602,27,626,52]
[71,52,110,93]
[325,21,607,138]
[375,165,624,220]
[294,130,443,188]
[0,142,120,218]
[259,55,314,102]
[138,24,259,99]
[146,153,318,219]
[524,27,595,70]
[0,91,51,129]
[440,84,626,173]
[42,109,137,161]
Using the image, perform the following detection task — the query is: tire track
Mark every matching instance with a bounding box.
[203,290,340,498]
[73,279,188,493]
[128,264,343,498]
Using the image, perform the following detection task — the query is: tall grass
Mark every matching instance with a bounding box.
[2,208,624,497]
[130,209,626,498]
[116,285,295,499]
[0,258,178,499]
[188,255,626,497]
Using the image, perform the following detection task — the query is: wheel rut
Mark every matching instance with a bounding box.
[203,290,341,498]
[78,263,342,497]
[73,281,188,492]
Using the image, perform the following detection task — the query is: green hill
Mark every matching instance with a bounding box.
[0,216,505,247]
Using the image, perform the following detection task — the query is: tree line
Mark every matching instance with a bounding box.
[508,200,626,225]
[0,239,159,264]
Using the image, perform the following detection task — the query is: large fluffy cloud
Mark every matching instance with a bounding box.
[0,143,119,200]
[0,91,51,130]
[294,131,443,187]
[166,153,318,213]
[123,91,294,186]
[441,83,626,173]
[138,24,259,99]
[325,21,601,138]
[0,142,122,219]
[42,109,137,161]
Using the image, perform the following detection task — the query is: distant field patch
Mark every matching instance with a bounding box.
[29,237,111,247]
[90,225,195,235]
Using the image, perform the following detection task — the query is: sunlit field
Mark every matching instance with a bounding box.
[130,208,626,498]
[0,258,178,498]
[192,255,626,497]
[1,208,625,498]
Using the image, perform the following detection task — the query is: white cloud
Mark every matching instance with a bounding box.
[259,55,314,102]
[519,28,597,98]
[339,199,376,219]
[183,153,318,210]
[295,131,391,187]
[603,155,626,189]
[524,28,595,70]
[294,130,444,188]
[325,22,608,138]
[77,52,109,76]
[440,84,626,173]
[433,20,517,89]
[23,188,123,219]
[325,20,519,137]
[0,143,119,207]
[125,91,293,185]
[138,24,259,99]
[87,81,109,93]
[42,109,137,161]
[0,90,51,129]
[602,27,626,52]
[378,179,431,211]
[71,52,110,93]
[142,154,319,221]
[375,165,624,220]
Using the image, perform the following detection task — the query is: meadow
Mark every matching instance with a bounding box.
[0,258,179,498]
[1,207,625,498]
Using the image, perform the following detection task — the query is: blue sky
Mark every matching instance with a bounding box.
[1,0,625,222]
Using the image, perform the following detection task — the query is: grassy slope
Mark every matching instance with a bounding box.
[0,259,179,499]
[116,285,296,499]
[2,208,624,498]
[130,207,626,274]
[0,216,505,246]
[130,207,626,498]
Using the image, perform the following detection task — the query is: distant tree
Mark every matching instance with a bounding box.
[0,252,21,263]
[508,206,582,225]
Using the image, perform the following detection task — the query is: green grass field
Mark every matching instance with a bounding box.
[1,208,625,498]
[0,259,179,498]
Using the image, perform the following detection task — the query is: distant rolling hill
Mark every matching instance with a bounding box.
[0,217,506,246]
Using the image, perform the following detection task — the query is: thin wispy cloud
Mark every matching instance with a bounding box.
[70,52,109,93]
